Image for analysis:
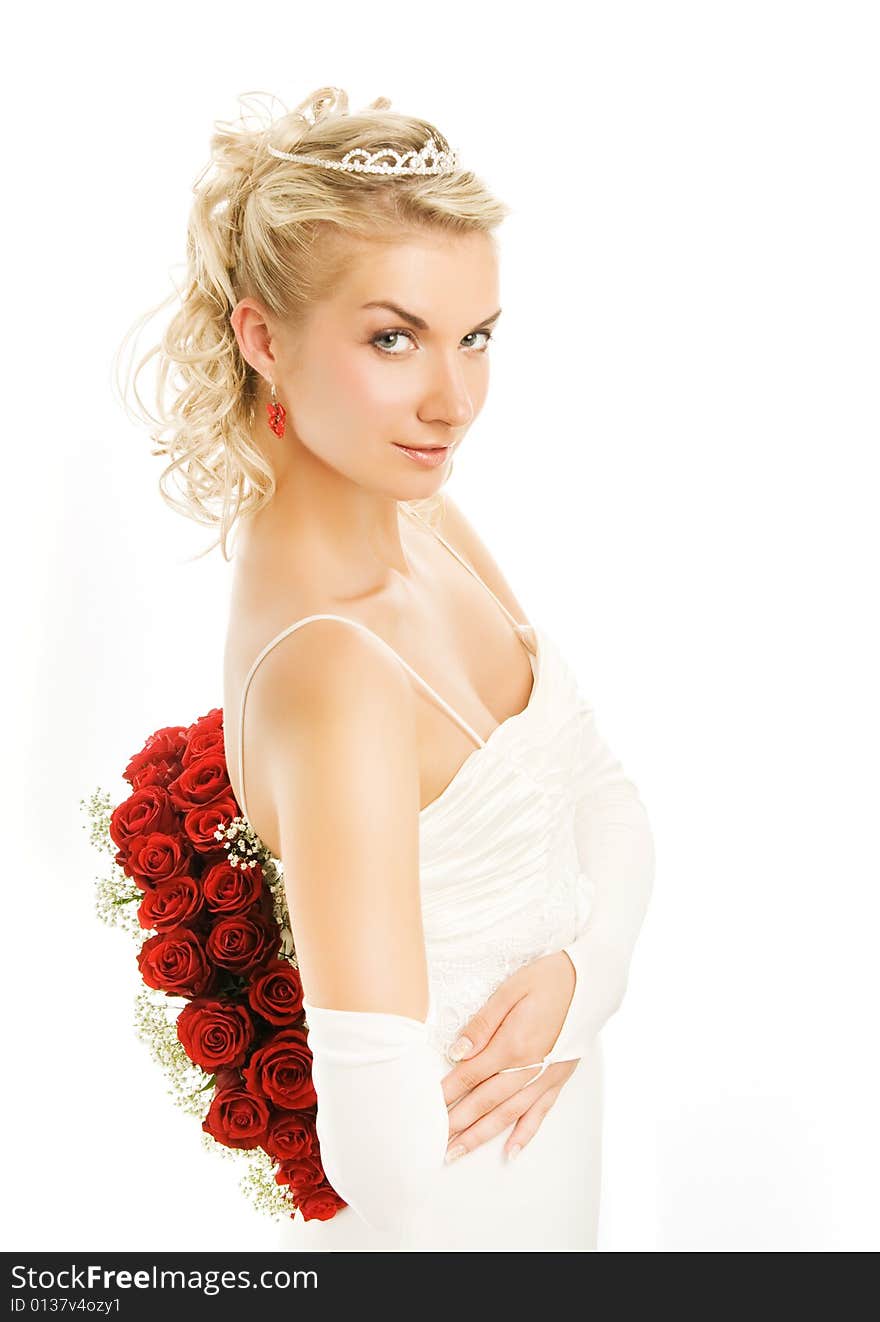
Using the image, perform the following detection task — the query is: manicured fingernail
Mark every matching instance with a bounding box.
[508,1144,522,1161]
[445,1144,467,1164]
[449,1036,473,1061]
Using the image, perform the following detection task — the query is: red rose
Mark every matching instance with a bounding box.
[126,832,192,891]
[297,1184,347,1221]
[206,912,281,975]
[137,876,204,931]
[247,962,304,1026]
[183,716,226,767]
[184,800,242,853]
[202,1085,271,1150]
[202,860,264,914]
[137,928,213,998]
[277,1153,325,1192]
[264,1108,317,1161]
[187,707,223,739]
[243,1028,317,1109]
[176,998,255,1070]
[110,786,177,853]
[124,725,188,790]
[168,751,230,812]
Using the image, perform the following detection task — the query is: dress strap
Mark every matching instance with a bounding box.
[403,504,534,647]
[236,613,487,824]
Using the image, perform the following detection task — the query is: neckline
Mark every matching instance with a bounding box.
[419,622,542,820]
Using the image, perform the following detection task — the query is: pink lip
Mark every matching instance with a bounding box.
[393,443,451,469]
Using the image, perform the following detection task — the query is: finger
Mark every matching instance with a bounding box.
[446,984,528,1063]
[441,1058,472,1108]
[442,1044,536,1111]
[447,1063,545,1140]
[446,1084,536,1163]
[503,1085,562,1160]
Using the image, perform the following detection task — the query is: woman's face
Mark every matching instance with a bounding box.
[272,230,501,493]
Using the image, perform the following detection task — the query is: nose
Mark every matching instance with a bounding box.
[419,353,475,429]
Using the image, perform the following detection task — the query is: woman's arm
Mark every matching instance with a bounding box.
[544,694,655,1066]
[259,619,449,1235]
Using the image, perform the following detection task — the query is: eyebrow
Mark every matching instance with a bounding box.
[360,300,503,331]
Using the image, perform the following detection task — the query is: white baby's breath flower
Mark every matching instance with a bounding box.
[217,814,274,874]
[133,988,215,1118]
[80,787,117,858]
[81,787,143,937]
[239,1147,300,1221]
[199,1134,301,1222]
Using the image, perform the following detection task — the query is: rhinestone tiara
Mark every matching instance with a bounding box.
[266,133,458,176]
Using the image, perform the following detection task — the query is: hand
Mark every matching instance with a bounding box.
[440,951,581,1163]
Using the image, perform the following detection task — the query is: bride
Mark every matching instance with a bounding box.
[139,86,654,1251]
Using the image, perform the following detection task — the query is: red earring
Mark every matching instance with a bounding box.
[266,382,287,438]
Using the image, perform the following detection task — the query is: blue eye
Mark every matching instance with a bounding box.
[371,328,494,356]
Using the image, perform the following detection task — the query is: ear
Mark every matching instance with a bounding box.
[230,296,278,380]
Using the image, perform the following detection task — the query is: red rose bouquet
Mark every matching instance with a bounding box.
[81,706,347,1224]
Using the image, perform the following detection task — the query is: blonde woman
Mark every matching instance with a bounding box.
[125,87,654,1252]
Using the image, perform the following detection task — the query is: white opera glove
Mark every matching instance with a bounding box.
[302,1001,449,1236]
[543,696,656,1067]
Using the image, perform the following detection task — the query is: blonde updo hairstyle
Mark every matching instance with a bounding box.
[118,87,512,561]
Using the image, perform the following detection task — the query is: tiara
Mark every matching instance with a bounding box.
[266,133,458,176]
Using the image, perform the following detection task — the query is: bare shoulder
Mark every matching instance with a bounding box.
[251,618,421,815]
[249,614,416,728]
[433,493,532,627]
[250,617,428,1017]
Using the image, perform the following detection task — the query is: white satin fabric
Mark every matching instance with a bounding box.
[272,622,654,1252]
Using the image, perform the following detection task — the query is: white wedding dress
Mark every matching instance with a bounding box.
[234,505,655,1252]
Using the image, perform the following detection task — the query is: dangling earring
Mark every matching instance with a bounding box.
[266,382,287,438]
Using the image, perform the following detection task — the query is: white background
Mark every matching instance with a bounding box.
[3,0,878,1253]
